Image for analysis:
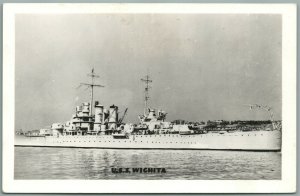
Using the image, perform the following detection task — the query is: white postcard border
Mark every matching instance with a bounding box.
[2,3,297,193]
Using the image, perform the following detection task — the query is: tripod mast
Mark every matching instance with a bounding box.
[141,74,152,116]
[79,68,104,116]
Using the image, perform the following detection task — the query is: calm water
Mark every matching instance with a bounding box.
[15,147,281,180]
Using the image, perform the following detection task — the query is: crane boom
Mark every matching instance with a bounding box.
[244,104,279,131]
[118,108,128,124]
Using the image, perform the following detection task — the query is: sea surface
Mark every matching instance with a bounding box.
[14,147,281,180]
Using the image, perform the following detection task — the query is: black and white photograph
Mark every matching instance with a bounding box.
[2,4,296,193]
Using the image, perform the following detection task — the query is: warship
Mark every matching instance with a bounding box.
[15,69,282,151]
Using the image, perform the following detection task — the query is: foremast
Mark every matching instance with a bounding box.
[77,68,104,131]
[79,68,104,116]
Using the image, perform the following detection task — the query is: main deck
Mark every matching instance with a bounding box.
[15,130,281,151]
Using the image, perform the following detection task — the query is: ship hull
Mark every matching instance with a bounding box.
[15,131,281,151]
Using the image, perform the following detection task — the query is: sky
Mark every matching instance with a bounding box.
[15,14,282,130]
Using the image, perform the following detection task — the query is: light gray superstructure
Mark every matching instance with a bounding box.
[15,70,282,151]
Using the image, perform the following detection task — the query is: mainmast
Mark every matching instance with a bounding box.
[141,74,152,116]
[78,68,104,116]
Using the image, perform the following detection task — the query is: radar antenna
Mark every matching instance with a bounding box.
[78,68,104,116]
[141,74,152,116]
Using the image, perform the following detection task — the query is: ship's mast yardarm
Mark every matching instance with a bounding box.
[79,68,104,116]
[141,74,152,116]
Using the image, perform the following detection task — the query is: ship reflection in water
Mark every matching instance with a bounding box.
[15,147,281,180]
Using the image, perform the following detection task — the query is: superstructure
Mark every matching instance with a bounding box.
[15,69,282,151]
